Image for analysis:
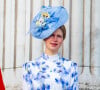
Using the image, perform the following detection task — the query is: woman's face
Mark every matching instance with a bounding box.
[44,28,64,53]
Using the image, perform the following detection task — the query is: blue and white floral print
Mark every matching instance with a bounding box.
[22,53,79,90]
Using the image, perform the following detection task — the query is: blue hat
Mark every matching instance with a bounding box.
[30,6,68,39]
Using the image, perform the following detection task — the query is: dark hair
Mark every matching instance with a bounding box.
[59,25,66,40]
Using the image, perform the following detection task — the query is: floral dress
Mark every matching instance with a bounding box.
[22,53,78,90]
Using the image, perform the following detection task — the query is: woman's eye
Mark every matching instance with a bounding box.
[51,34,54,37]
[57,35,62,38]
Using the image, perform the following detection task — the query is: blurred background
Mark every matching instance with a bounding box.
[0,0,100,89]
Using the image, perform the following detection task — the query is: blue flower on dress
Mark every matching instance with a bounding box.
[60,78,65,88]
[42,53,49,60]
[42,84,45,90]
[42,61,46,64]
[36,61,40,67]
[55,78,60,83]
[23,63,30,70]
[42,67,46,73]
[23,73,32,84]
[71,72,77,78]
[31,62,35,66]
[46,84,50,90]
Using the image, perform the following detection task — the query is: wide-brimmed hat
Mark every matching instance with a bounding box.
[30,6,68,39]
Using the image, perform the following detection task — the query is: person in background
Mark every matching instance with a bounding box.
[0,68,5,90]
[22,6,79,90]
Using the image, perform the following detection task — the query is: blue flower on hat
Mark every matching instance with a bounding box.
[35,11,59,32]
[36,12,50,27]
[30,6,68,39]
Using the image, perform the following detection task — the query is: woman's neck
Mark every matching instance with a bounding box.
[45,49,58,56]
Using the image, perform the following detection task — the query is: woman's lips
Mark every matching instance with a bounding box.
[50,43,58,47]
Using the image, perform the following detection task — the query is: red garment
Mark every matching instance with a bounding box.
[0,68,5,90]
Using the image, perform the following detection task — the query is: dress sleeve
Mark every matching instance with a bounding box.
[70,62,79,90]
[22,62,34,90]
[22,62,42,90]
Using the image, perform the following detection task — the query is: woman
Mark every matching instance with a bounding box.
[23,6,78,90]
[0,68,5,90]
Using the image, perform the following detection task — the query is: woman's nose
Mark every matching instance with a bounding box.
[53,36,57,41]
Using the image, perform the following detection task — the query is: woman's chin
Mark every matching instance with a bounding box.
[49,47,59,52]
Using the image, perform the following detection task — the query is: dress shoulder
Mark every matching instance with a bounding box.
[22,55,42,70]
[23,61,35,70]
[62,57,78,70]
[71,60,78,67]
[22,55,43,77]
